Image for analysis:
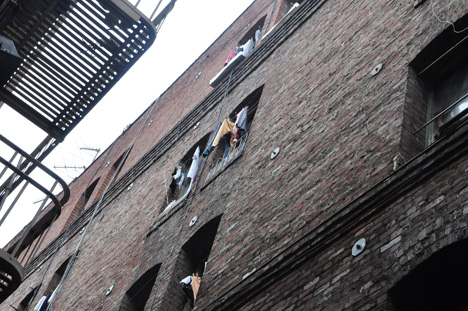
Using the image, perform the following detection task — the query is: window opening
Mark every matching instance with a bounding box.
[203,86,263,184]
[162,133,212,214]
[17,285,39,311]
[410,13,468,146]
[62,177,100,231]
[210,16,266,88]
[111,148,131,182]
[388,238,468,311]
[36,257,70,311]
[119,264,161,311]
[96,148,131,200]
[175,216,222,310]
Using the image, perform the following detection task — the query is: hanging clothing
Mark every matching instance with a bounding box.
[180,276,195,308]
[236,106,248,131]
[255,28,261,43]
[187,147,200,181]
[177,173,185,189]
[233,107,248,144]
[212,119,234,147]
[219,132,232,159]
[173,166,182,180]
[203,122,222,157]
[191,276,202,301]
[242,38,254,57]
[224,48,238,66]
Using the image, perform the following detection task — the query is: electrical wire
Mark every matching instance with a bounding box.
[149,69,235,311]
[44,97,160,311]
[430,0,468,34]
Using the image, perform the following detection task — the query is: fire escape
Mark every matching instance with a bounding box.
[0,0,176,303]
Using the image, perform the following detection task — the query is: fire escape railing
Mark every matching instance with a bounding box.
[0,134,70,303]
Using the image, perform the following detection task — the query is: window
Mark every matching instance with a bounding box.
[388,238,468,311]
[203,85,263,186]
[119,264,161,311]
[209,16,266,87]
[171,215,222,310]
[426,58,468,143]
[161,133,211,214]
[45,257,70,297]
[17,286,39,311]
[409,13,468,147]
[62,177,100,231]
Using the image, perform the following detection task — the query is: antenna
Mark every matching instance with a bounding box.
[80,147,100,162]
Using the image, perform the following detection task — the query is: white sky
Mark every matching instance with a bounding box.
[0,0,255,247]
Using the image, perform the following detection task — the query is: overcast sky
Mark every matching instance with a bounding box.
[0,0,255,247]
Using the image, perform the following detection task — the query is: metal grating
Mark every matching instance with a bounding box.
[0,0,156,141]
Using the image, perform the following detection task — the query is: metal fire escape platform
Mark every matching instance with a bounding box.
[0,0,157,142]
[0,0,170,303]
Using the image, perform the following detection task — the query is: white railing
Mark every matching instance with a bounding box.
[206,132,249,182]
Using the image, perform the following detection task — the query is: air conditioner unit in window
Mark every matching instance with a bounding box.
[438,95,468,131]
[0,35,22,87]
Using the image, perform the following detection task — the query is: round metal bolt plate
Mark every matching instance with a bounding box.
[189,216,198,227]
[371,63,383,76]
[105,161,110,167]
[352,238,366,256]
[127,183,133,191]
[271,147,280,159]
[106,284,114,296]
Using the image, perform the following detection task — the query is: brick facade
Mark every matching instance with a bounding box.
[2,0,468,310]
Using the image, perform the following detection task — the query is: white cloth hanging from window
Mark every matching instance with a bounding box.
[255,28,261,43]
[242,38,254,57]
[173,166,182,180]
[187,147,200,180]
[177,173,185,189]
[236,106,248,131]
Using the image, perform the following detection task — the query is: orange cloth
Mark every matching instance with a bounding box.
[212,119,234,147]
[191,276,202,301]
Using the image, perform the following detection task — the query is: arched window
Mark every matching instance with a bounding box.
[171,215,222,310]
[17,285,39,311]
[62,177,100,231]
[388,238,468,310]
[119,264,161,311]
[161,133,212,214]
[210,16,267,87]
[203,85,264,185]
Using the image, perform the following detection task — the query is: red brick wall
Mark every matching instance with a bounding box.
[3,0,468,310]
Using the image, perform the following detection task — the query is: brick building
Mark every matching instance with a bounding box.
[1,0,468,310]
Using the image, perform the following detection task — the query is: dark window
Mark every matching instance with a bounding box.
[17,286,39,311]
[210,16,266,87]
[172,216,222,310]
[119,264,161,311]
[45,257,70,295]
[409,14,468,147]
[389,238,468,311]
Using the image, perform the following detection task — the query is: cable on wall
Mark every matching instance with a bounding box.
[43,97,160,311]
[148,69,235,311]
[430,0,468,34]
